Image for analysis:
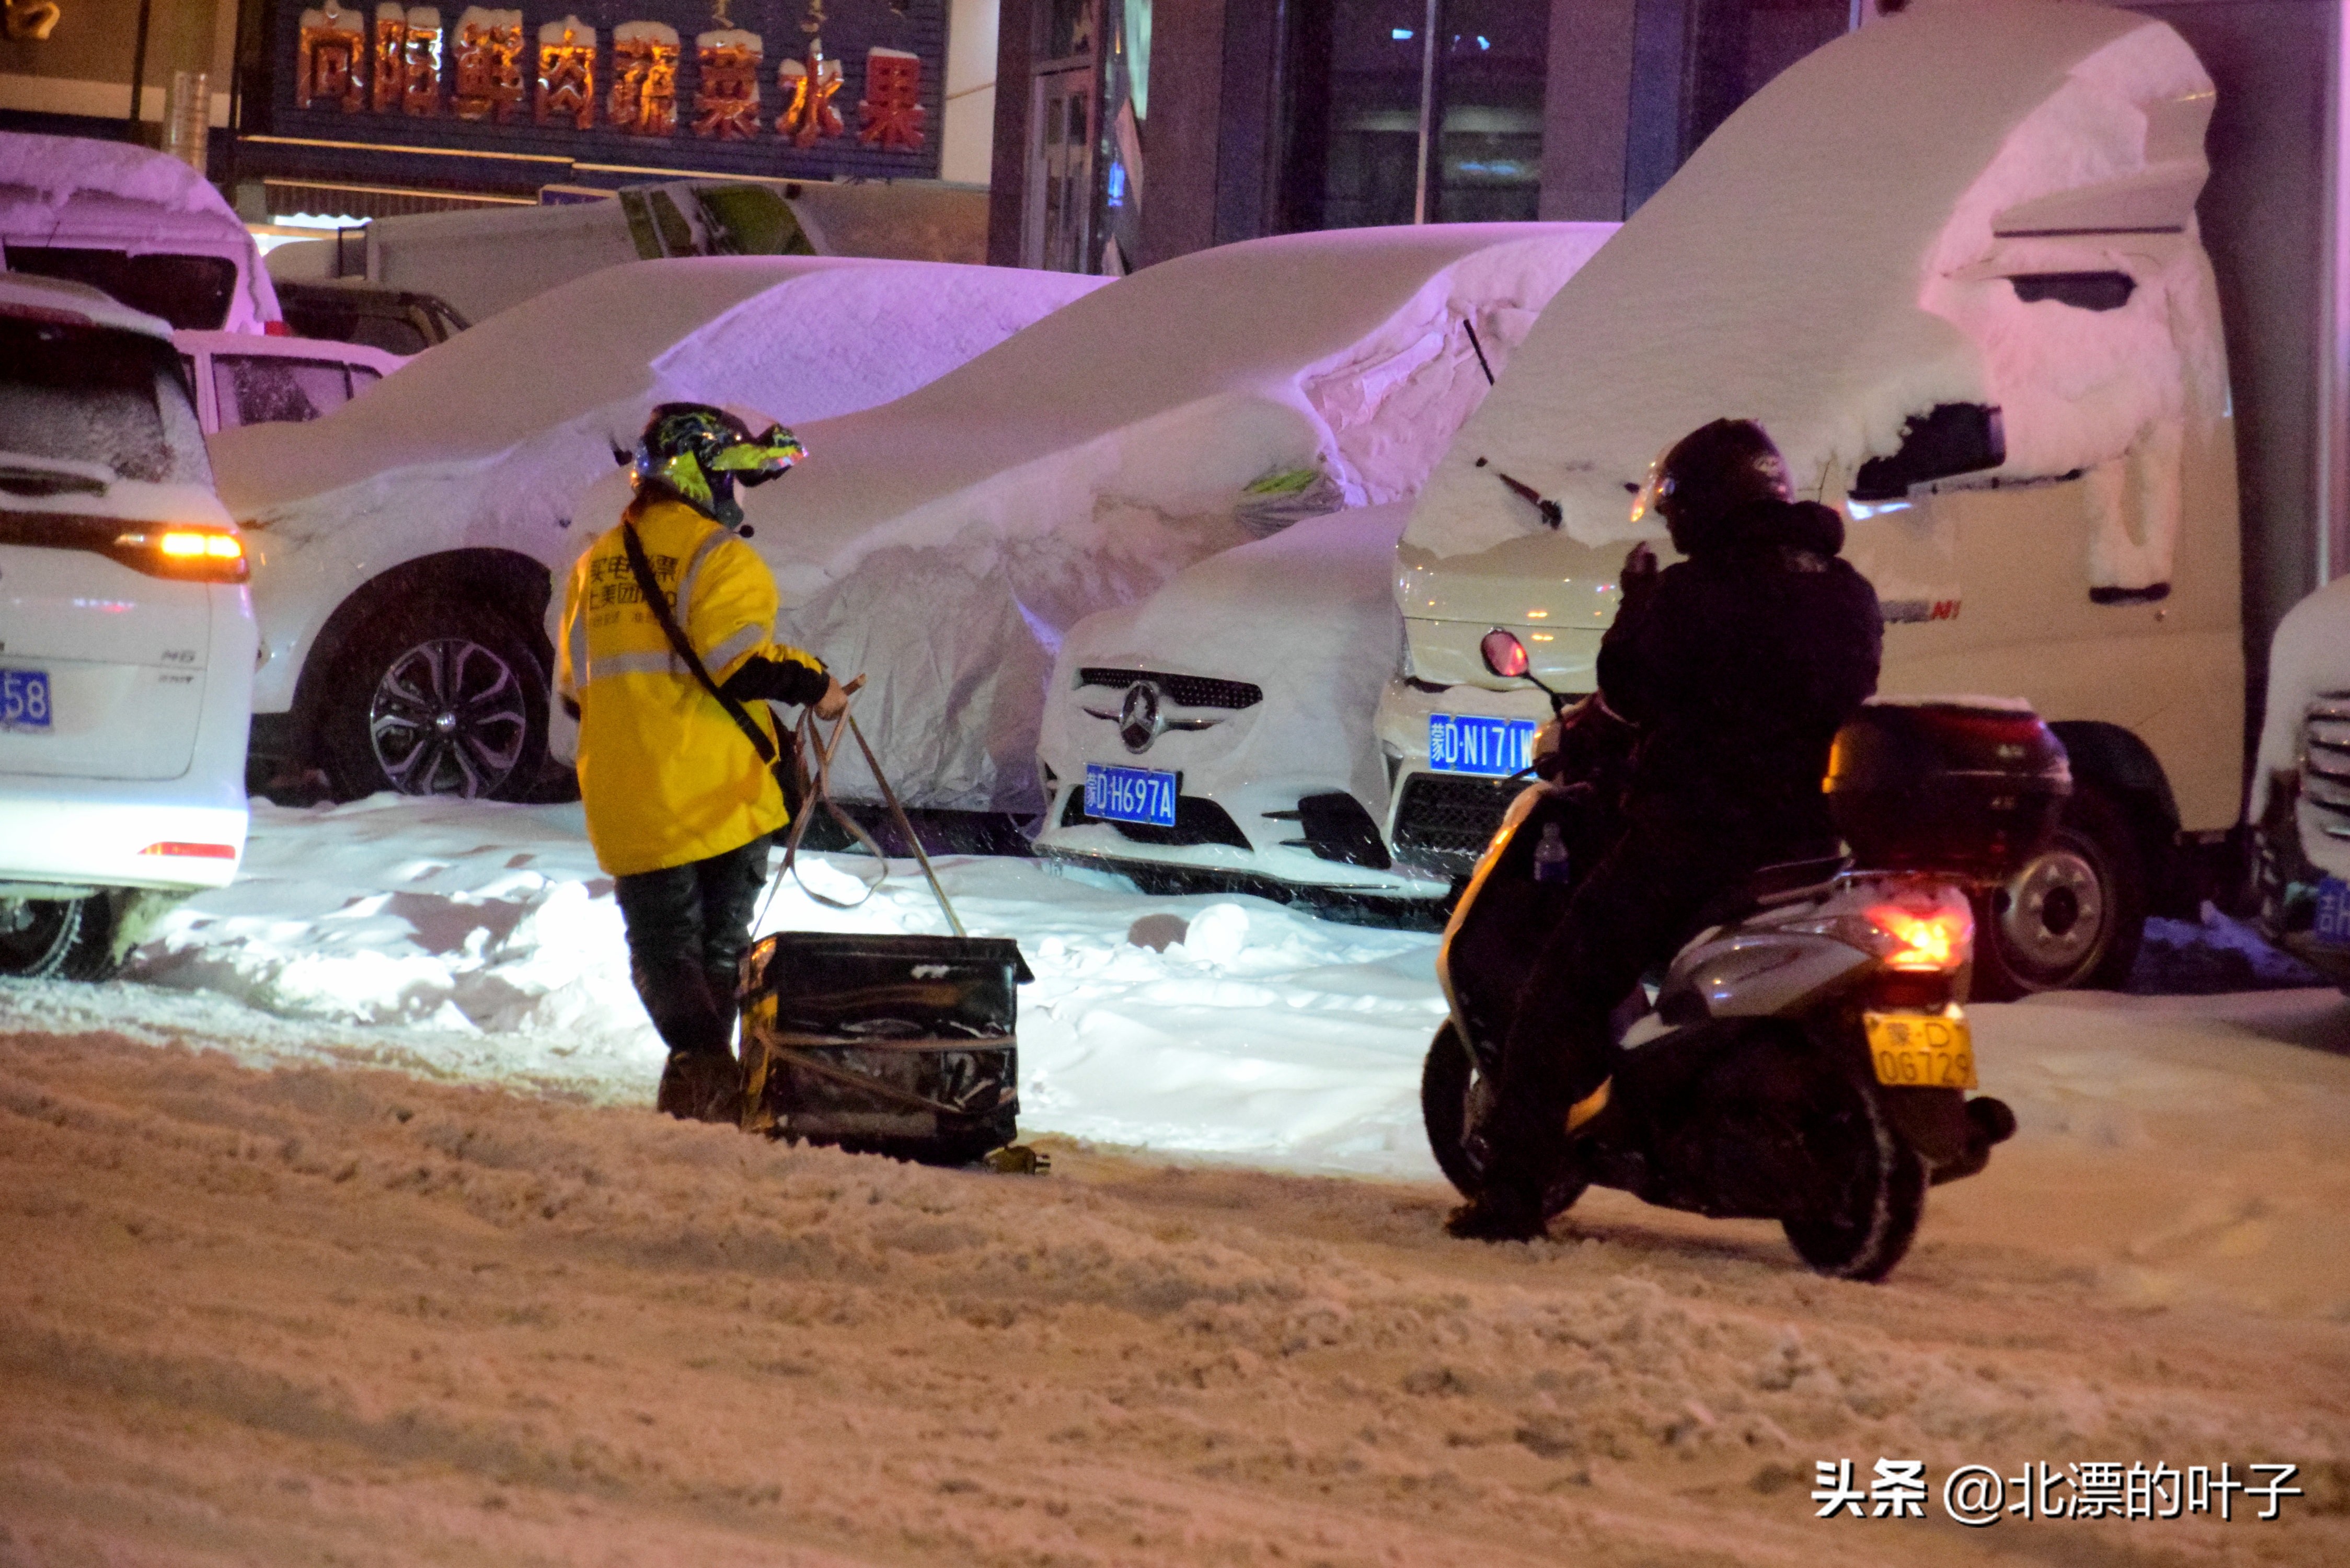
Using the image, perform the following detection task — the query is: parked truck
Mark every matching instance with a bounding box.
[1372,1,2343,995]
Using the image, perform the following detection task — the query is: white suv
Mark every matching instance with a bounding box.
[0,274,255,979]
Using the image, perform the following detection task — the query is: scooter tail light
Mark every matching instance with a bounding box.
[1865,902,1973,973]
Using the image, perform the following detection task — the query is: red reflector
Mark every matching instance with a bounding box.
[139,841,238,859]
[262,319,295,336]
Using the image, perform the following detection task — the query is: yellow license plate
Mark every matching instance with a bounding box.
[1864,1010,1976,1090]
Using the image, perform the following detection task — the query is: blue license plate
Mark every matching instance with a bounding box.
[1429,712,1535,777]
[0,667,50,729]
[2318,877,2350,946]
[1084,763,1178,827]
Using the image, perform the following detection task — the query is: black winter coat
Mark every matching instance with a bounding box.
[1596,498,1882,845]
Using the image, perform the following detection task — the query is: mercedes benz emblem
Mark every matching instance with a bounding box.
[1118,681,1165,752]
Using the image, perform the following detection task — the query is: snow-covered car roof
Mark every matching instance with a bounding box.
[727,223,1614,811]
[0,270,173,341]
[1403,0,2217,561]
[0,130,281,332]
[210,255,1109,522]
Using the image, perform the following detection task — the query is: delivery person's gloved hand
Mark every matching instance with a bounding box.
[718,653,833,709]
[813,677,848,721]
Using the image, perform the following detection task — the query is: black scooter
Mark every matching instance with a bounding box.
[1424,687,2064,1280]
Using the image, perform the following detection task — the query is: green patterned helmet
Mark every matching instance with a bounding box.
[631,402,807,527]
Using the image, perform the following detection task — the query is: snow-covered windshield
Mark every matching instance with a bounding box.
[0,316,208,487]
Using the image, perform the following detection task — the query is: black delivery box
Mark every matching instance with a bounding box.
[738,931,1024,1164]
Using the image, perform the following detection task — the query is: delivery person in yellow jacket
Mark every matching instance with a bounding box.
[558,404,846,1121]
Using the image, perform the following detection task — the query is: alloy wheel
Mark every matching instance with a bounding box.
[367,637,530,797]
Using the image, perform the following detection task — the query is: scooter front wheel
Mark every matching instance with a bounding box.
[1420,1021,1588,1218]
[1780,1074,1927,1283]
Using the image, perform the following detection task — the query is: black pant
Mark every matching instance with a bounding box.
[1484,803,1825,1200]
[613,835,772,1057]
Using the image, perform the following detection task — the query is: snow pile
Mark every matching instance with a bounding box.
[121,795,1450,1171]
[1405,0,2219,594]
[0,130,243,218]
[717,224,1614,811]
[1039,502,1412,849]
[2252,573,2350,881]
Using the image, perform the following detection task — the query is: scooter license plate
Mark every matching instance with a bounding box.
[1863,1010,1976,1090]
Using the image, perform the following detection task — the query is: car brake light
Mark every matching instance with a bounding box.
[1867,903,1972,972]
[139,841,238,859]
[113,527,248,583]
[263,320,295,336]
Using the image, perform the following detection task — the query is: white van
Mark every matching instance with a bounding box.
[172,329,407,435]
[0,131,280,335]
[1376,3,2237,995]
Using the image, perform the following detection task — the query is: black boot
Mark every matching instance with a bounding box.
[656,1047,742,1124]
[1444,1180,1549,1242]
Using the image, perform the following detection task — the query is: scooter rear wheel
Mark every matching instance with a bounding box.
[1420,1021,1587,1217]
[1780,1074,1927,1283]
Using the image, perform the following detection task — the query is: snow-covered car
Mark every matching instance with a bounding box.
[683,223,1615,822]
[1,131,280,333]
[1378,3,2239,993]
[2250,574,2350,991]
[208,255,1105,800]
[1032,503,1448,903]
[0,274,255,979]
[174,329,407,435]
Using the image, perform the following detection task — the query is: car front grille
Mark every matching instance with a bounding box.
[2307,693,2350,839]
[1391,772,1519,871]
[1076,667,1264,711]
[1061,786,1254,849]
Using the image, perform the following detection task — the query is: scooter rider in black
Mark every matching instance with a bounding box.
[1447,418,1883,1242]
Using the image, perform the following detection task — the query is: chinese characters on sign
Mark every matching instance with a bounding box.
[286,2,936,161]
[535,15,596,128]
[1810,1459,2303,1526]
[452,7,526,123]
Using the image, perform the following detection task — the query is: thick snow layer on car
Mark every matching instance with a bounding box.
[1036,503,1411,870]
[2253,574,2350,881]
[2,793,2347,1562]
[0,131,282,330]
[1405,1,2219,596]
[725,224,1614,812]
[210,256,1107,524]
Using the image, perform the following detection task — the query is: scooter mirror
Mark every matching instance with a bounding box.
[1481,628,1530,680]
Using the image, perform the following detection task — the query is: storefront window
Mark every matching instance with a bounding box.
[1432,0,1547,223]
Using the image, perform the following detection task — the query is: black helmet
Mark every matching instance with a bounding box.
[1631,418,1792,554]
[631,402,805,528]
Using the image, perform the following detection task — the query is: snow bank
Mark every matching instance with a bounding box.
[120,795,1450,1171]
[724,224,1615,811]
[2252,573,2350,881]
[0,130,243,218]
[1405,0,2219,595]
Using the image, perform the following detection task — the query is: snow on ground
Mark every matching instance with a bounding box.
[3,795,2348,1563]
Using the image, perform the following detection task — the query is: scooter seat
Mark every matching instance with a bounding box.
[1692,854,1850,930]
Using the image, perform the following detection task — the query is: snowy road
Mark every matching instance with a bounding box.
[2,796,2348,1563]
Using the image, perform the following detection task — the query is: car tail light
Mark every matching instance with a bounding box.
[262,320,295,337]
[1866,901,1973,972]
[114,526,248,583]
[139,841,238,859]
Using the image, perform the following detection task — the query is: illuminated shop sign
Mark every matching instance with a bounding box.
[280,0,943,179]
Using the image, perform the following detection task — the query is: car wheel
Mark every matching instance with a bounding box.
[1971,783,2148,998]
[320,603,548,801]
[0,894,119,981]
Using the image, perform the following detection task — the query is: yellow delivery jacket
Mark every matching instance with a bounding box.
[558,497,825,877]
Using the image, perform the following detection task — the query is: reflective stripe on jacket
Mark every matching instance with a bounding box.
[557,496,825,877]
